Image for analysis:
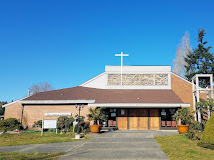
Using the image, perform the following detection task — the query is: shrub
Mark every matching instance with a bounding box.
[69,117,75,125]
[74,124,78,132]
[189,121,201,130]
[186,130,201,140]
[0,126,6,132]
[57,116,75,131]
[83,121,90,129]
[0,118,23,132]
[197,142,214,150]
[195,132,202,140]
[48,128,56,133]
[189,120,206,131]
[200,115,214,144]
[32,120,42,128]
[74,115,85,122]
[74,124,84,133]
[81,121,90,133]
[186,130,195,139]
[74,121,90,133]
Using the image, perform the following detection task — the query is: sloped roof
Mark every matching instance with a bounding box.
[23,86,184,104]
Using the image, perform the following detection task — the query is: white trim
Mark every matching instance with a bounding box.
[88,103,190,108]
[171,72,192,85]
[105,66,171,72]
[168,72,171,88]
[79,72,105,86]
[107,71,171,74]
[20,100,95,105]
[106,86,171,89]
[2,96,29,108]
[192,74,213,80]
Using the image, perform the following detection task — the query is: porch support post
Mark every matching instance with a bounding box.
[196,75,201,123]
[127,109,129,130]
[192,79,197,121]
[148,109,150,130]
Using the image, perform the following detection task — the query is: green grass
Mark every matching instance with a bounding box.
[0,132,92,147]
[155,134,214,160]
[0,152,64,160]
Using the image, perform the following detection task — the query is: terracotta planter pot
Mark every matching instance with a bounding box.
[90,125,100,133]
[99,124,102,130]
[177,125,189,134]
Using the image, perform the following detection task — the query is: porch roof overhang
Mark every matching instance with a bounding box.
[88,103,190,108]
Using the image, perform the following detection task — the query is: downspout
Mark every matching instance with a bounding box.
[20,104,24,124]
[20,90,30,123]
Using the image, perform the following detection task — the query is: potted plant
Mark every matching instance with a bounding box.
[172,107,193,134]
[87,107,106,133]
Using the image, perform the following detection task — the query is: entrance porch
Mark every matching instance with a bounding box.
[102,108,178,130]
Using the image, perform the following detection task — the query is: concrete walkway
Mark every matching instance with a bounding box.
[0,130,178,159]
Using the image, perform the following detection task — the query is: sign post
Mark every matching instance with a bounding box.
[41,119,58,136]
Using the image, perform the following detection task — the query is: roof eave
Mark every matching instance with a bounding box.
[2,96,29,108]
[88,103,190,108]
[20,100,95,105]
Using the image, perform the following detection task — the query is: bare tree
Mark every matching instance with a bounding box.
[173,44,182,75]
[29,82,54,94]
[173,32,192,78]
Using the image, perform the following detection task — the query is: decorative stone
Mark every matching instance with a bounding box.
[122,74,153,86]
[108,74,168,86]
[108,74,153,86]
[108,74,121,85]
[155,74,168,86]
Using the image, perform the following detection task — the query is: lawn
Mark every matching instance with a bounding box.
[0,132,92,147]
[0,152,64,160]
[155,134,214,160]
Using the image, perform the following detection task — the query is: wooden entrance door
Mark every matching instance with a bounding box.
[129,109,139,130]
[129,109,148,130]
[150,109,160,130]
[117,109,128,130]
[139,109,148,130]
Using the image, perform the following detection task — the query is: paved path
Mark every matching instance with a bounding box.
[0,130,178,159]
[60,130,178,160]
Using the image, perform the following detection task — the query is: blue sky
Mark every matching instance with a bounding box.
[1,0,214,102]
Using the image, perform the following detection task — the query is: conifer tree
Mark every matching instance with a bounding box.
[184,29,214,85]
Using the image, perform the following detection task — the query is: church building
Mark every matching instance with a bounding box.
[3,64,194,130]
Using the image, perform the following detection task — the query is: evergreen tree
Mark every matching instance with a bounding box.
[184,29,214,86]
[0,101,7,115]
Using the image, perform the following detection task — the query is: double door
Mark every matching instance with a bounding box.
[117,108,160,130]
[129,109,148,130]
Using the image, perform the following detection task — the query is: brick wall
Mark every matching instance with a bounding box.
[171,74,194,111]
[23,104,91,128]
[4,102,23,122]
